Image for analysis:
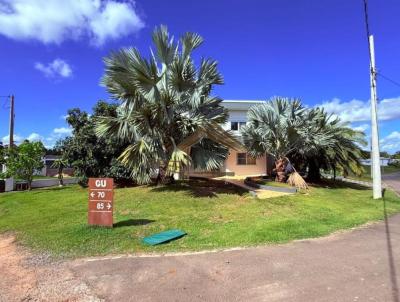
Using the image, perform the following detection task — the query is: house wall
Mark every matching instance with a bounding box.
[222,110,248,132]
[223,149,267,176]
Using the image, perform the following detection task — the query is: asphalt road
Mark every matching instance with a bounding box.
[71,211,400,301]
[383,172,400,196]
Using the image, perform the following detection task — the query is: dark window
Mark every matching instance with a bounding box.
[237,153,247,165]
[246,155,256,165]
[237,153,256,165]
[231,121,246,131]
[231,122,238,131]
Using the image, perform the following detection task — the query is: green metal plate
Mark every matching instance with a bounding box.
[142,229,187,245]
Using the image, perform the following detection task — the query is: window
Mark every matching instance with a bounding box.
[231,121,247,131]
[237,153,256,165]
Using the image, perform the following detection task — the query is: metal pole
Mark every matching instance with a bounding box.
[9,95,14,149]
[368,35,382,199]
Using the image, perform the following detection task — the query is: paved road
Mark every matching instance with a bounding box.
[71,211,400,302]
[383,172,400,196]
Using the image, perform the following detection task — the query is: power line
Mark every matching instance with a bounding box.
[362,0,372,65]
[377,72,400,89]
[2,96,10,109]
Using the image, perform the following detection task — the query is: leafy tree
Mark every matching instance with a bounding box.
[96,25,241,184]
[393,151,400,160]
[303,110,366,181]
[380,151,391,158]
[241,97,366,182]
[4,141,45,190]
[0,142,5,166]
[57,100,132,185]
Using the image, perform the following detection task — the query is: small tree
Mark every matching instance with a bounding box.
[51,158,67,186]
[5,141,45,190]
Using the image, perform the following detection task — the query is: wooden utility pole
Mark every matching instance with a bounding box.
[368,35,382,199]
[9,95,14,150]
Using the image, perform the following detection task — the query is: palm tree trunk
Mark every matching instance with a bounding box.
[307,160,321,182]
[58,167,64,186]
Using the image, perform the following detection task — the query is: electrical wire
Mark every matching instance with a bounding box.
[378,72,400,89]
[362,0,373,66]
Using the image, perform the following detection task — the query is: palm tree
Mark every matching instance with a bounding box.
[241,97,307,161]
[241,97,366,182]
[96,26,242,184]
[51,158,68,186]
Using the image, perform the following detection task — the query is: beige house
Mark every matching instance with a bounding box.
[190,100,273,178]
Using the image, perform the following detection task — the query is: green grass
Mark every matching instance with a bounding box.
[0,179,399,258]
[252,177,292,188]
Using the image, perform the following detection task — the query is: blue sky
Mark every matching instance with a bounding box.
[0,0,399,152]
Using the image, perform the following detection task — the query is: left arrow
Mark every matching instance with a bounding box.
[90,192,95,198]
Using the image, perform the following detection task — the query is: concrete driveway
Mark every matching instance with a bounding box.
[70,210,400,302]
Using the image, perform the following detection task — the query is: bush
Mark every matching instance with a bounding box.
[389,161,400,168]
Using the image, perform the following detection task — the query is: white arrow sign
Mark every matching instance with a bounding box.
[90,192,95,198]
[107,203,112,210]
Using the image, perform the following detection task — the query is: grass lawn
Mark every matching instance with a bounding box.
[0,178,399,258]
[252,177,292,188]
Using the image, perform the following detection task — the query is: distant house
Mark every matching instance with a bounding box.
[36,155,74,177]
[360,157,393,167]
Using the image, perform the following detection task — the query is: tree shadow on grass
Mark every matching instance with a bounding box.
[113,219,155,228]
[150,178,247,198]
[27,186,73,195]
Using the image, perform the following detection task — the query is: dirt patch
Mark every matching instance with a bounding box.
[0,234,101,302]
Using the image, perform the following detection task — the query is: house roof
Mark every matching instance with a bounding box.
[221,100,264,110]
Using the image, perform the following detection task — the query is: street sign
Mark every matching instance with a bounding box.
[88,178,114,227]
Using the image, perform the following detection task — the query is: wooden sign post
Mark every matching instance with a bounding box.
[88,178,114,227]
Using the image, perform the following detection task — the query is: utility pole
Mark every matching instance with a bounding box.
[368,35,382,199]
[8,95,14,150]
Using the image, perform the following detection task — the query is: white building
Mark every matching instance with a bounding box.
[218,100,272,176]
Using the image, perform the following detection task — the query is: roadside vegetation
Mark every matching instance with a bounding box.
[337,164,400,182]
[0,180,399,258]
[241,97,367,184]
[1,141,45,190]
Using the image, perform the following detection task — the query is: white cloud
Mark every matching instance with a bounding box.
[60,114,69,120]
[0,0,144,46]
[352,123,370,132]
[35,59,72,78]
[53,127,72,135]
[27,132,44,142]
[316,96,400,123]
[380,131,400,153]
[2,134,23,144]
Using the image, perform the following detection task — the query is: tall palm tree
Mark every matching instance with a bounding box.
[304,112,366,181]
[241,97,308,160]
[96,26,242,184]
[51,158,68,186]
[241,97,366,182]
